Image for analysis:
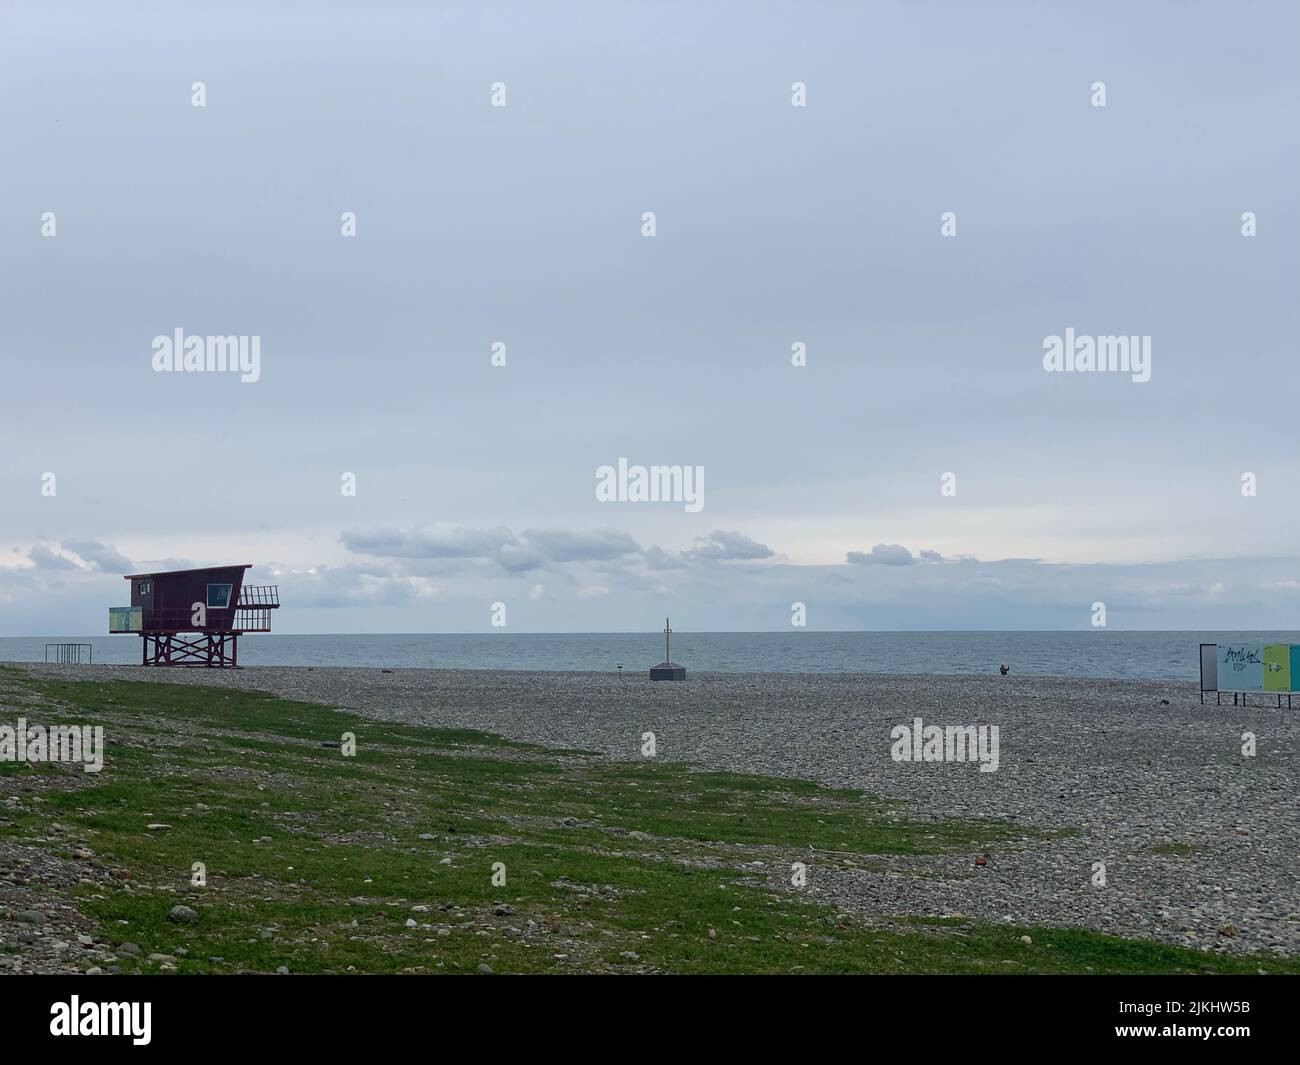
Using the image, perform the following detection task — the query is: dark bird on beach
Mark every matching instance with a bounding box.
[999,664,1010,676]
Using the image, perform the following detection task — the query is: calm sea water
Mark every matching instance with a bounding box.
[2,631,1295,681]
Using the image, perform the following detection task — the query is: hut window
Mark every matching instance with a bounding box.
[206,584,233,609]
[137,581,151,596]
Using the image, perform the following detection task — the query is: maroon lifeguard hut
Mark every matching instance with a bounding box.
[108,565,279,667]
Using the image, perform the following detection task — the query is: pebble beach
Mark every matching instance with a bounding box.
[16,663,1300,960]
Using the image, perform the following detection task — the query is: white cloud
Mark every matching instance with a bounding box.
[846,544,916,567]
[685,530,774,562]
[28,544,81,571]
[520,528,642,563]
[341,526,519,561]
[62,540,133,573]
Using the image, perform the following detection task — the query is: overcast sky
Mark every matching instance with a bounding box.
[2,1,1298,635]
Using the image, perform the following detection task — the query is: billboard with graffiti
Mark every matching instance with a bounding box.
[1202,642,1300,695]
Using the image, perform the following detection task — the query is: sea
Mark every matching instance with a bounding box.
[1,631,1295,682]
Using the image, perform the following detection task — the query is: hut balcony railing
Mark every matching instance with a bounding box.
[233,607,274,632]
[133,607,274,633]
[238,585,280,608]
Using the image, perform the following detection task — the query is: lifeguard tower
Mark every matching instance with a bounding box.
[108,564,279,667]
